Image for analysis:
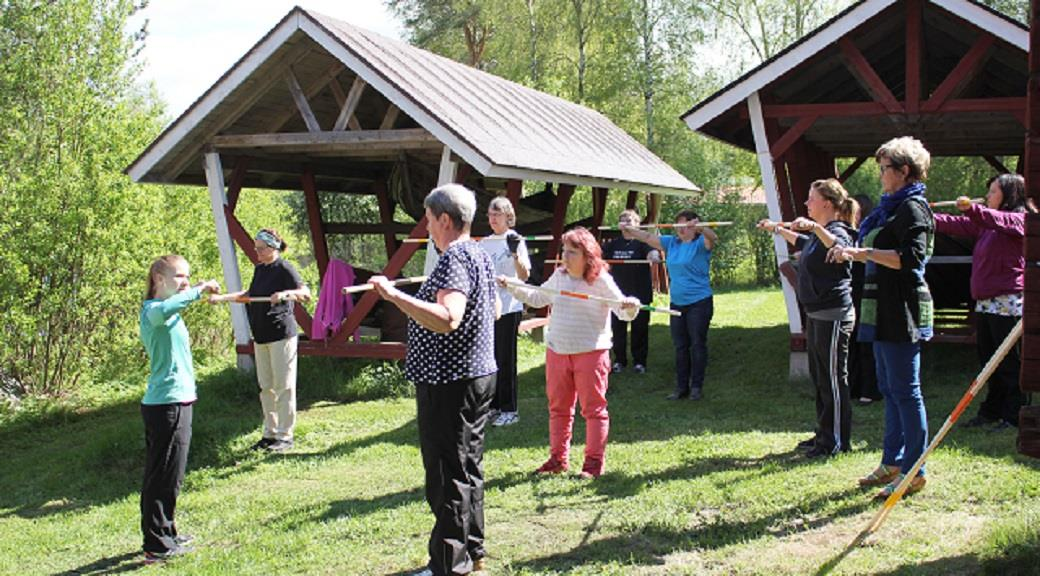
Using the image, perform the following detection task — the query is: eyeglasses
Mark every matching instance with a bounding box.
[879,163,899,175]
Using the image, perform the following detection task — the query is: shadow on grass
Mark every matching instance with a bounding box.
[49,550,147,575]
[513,484,871,574]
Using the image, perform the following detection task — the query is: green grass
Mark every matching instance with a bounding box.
[1,288,1038,575]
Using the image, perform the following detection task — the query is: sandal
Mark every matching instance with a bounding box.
[875,473,926,499]
[858,464,900,487]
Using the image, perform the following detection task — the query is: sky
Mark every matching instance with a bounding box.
[129,1,405,120]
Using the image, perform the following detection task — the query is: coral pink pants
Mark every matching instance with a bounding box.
[545,348,610,469]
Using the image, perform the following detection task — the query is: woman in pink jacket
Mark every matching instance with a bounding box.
[934,174,1035,431]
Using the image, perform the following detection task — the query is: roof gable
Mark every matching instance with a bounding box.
[128,7,698,195]
[682,0,1028,157]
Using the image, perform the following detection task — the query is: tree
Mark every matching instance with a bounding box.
[0,0,226,395]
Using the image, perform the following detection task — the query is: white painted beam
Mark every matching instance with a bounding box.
[747,92,803,339]
[204,152,255,372]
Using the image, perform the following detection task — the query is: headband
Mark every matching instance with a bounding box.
[256,230,280,250]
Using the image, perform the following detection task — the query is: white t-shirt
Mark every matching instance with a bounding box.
[479,233,531,314]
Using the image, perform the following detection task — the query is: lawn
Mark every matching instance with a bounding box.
[1,288,1037,575]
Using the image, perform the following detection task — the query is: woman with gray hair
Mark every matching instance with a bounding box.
[480,196,531,427]
[369,183,498,576]
[828,136,934,499]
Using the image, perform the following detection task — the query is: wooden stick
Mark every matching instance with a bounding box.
[502,278,679,317]
[545,259,661,265]
[402,235,555,243]
[342,276,427,294]
[928,197,984,208]
[597,221,733,231]
[223,294,298,303]
[843,319,1023,551]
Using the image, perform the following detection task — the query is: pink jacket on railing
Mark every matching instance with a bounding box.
[311,259,360,342]
[934,203,1026,301]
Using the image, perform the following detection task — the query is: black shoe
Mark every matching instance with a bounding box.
[989,420,1015,432]
[804,446,832,459]
[144,544,193,563]
[612,362,624,374]
[797,437,816,450]
[633,364,646,374]
[689,389,703,401]
[963,415,996,429]
[251,437,275,451]
[666,392,688,400]
[266,439,294,452]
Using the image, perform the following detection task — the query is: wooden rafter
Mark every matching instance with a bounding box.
[769,115,818,159]
[334,77,367,131]
[211,128,441,153]
[838,37,903,113]
[266,62,344,133]
[286,68,322,132]
[379,104,400,130]
[922,34,997,112]
[905,0,922,114]
[983,155,1010,173]
[838,157,868,182]
[333,215,429,344]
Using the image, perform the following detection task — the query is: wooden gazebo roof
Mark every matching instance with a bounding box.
[127,7,698,196]
[683,0,1028,159]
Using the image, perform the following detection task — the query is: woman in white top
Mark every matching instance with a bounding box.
[501,227,639,478]
[479,197,531,427]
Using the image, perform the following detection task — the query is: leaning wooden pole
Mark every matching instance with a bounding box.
[848,320,1023,547]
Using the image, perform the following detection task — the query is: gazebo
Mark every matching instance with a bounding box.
[684,0,1025,361]
[127,7,698,368]
[684,0,1038,456]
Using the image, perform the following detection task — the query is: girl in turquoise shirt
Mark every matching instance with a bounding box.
[138,255,219,562]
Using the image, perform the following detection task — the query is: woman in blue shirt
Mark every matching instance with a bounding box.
[139,255,220,562]
[622,210,717,400]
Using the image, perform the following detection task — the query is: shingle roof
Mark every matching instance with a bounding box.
[128,7,698,196]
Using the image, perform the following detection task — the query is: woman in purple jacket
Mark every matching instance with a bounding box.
[934,174,1035,430]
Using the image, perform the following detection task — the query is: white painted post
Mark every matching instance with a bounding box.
[747,92,807,379]
[424,145,458,274]
[203,152,255,372]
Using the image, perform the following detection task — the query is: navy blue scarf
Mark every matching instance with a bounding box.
[857,181,927,244]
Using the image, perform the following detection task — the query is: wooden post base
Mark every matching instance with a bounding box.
[1017,406,1040,458]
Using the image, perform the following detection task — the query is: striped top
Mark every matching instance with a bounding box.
[505,268,638,354]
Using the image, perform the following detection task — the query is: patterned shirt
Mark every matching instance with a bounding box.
[405,240,498,384]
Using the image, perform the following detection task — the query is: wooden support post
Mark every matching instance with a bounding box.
[506,179,523,209]
[1019,0,1040,458]
[543,184,574,281]
[626,190,639,210]
[374,180,398,259]
[301,170,330,282]
[748,92,805,378]
[204,152,253,372]
[591,187,607,240]
[226,157,250,213]
[905,0,922,115]
[647,193,661,224]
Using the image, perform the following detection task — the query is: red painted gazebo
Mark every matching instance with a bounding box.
[127,7,699,368]
[683,0,1028,374]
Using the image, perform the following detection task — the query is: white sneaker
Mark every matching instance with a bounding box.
[493,412,518,426]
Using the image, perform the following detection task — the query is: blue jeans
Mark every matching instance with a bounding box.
[874,341,928,476]
[670,297,713,394]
